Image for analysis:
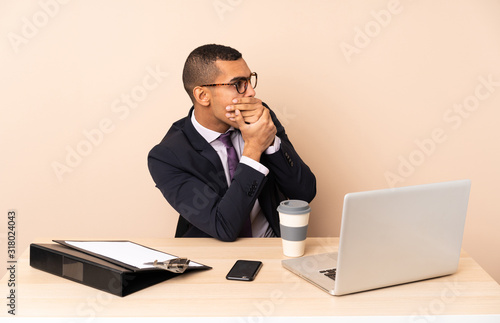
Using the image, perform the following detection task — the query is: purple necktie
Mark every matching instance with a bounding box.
[219,131,252,237]
[218,131,238,181]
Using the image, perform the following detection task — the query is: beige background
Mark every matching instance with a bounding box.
[1,0,499,283]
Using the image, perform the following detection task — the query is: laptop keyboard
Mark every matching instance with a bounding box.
[319,268,337,280]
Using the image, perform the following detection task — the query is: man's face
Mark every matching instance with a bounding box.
[208,58,256,131]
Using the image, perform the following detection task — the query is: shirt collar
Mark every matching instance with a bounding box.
[191,112,235,144]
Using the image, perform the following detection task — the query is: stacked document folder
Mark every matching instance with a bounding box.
[30,240,211,297]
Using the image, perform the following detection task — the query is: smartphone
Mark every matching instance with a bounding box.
[226,260,263,281]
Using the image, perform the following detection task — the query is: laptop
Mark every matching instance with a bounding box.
[282,179,471,296]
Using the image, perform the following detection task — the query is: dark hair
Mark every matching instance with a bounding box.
[182,44,242,102]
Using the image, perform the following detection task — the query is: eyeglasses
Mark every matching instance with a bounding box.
[201,72,257,94]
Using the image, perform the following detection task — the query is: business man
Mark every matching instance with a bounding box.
[148,44,316,241]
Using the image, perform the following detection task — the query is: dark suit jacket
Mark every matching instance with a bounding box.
[148,104,316,241]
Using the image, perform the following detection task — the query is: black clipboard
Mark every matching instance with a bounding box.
[30,240,211,297]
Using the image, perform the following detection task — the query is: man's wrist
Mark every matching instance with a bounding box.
[242,146,262,162]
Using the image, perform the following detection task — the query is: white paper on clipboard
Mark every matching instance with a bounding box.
[62,240,203,270]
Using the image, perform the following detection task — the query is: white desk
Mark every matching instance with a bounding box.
[1,237,500,320]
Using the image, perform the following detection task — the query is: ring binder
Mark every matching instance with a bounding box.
[29,240,211,297]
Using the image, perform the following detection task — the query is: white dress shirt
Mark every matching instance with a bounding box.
[191,113,281,237]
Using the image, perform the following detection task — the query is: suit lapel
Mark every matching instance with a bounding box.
[182,108,228,189]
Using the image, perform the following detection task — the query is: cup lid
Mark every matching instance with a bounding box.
[277,200,311,214]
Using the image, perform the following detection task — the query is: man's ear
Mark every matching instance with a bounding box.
[193,86,211,107]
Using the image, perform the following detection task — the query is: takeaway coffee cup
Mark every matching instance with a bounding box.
[277,200,311,257]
